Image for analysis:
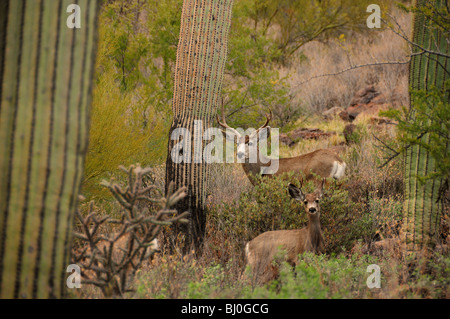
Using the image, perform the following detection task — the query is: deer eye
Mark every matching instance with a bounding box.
[315,199,319,203]
[304,201,308,205]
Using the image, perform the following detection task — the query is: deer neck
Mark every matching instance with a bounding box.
[241,149,272,177]
[305,214,323,253]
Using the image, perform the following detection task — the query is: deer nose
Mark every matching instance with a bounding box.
[237,152,244,159]
[309,207,316,213]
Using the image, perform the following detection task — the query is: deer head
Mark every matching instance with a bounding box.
[244,178,327,284]
[217,101,272,161]
[288,178,325,217]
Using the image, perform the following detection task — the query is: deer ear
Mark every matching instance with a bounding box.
[288,183,304,201]
[316,178,326,198]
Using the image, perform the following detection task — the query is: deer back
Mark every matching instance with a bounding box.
[275,149,346,179]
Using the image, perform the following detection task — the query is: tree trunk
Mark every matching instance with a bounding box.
[403,0,449,254]
[165,0,233,251]
[0,0,99,298]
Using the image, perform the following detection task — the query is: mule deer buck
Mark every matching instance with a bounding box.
[244,180,325,285]
[217,106,346,185]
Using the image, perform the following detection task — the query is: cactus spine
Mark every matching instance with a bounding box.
[165,0,234,250]
[404,0,449,253]
[0,0,99,298]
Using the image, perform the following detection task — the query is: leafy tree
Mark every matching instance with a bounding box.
[83,0,178,200]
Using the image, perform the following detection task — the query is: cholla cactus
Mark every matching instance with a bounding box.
[72,165,189,297]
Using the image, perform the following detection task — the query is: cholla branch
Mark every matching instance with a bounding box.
[71,164,188,297]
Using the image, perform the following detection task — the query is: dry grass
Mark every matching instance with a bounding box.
[286,8,411,113]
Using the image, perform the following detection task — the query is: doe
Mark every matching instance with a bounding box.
[244,179,325,285]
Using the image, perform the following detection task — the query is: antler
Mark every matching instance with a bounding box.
[216,98,241,137]
[250,108,272,139]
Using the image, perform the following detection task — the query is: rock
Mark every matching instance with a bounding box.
[288,127,333,141]
[346,86,389,120]
[279,133,295,147]
[370,116,392,125]
[338,110,352,122]
[349,85,380,106]
[280,128,334,147]
[322,106,345,120]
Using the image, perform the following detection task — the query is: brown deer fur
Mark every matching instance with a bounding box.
[244,180,325,285]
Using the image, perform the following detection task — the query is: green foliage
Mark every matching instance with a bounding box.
[235,0,391,59]
[381,84,450,182]
[83,70,167,200]
[247,252,380,298]
[210,173,368,254]
[224,68,301,129]
[131,250,450,299]
[397,0,450,35]
[211,173,305,244]
[102,1,149,91]
[346,124,368,145]
[83,0,179,200]
[364,196,403,241]
[221,0,392,130]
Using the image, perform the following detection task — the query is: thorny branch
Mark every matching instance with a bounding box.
[71,164,189,297]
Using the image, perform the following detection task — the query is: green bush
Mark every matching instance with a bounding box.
[247,252,380,299]
[210,173,367,254]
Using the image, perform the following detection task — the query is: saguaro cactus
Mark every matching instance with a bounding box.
[0,0,99,298]
[165,0,234,250]
[403,0,449,254]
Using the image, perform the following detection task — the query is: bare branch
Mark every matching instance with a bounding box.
[382,15,450,59]
[71,164,188,297]
[294,59,411,88]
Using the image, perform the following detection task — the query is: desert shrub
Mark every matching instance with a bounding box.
[209,172,369,255]
[368,196,403,240]
[343,123,404,203]
[319,183,366,253]
[246,251,449,299]
[247,252,380,299]
[209,172,304,254]
[133,254,245,299]
[130,249,449,299]
[345,124,367,145]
